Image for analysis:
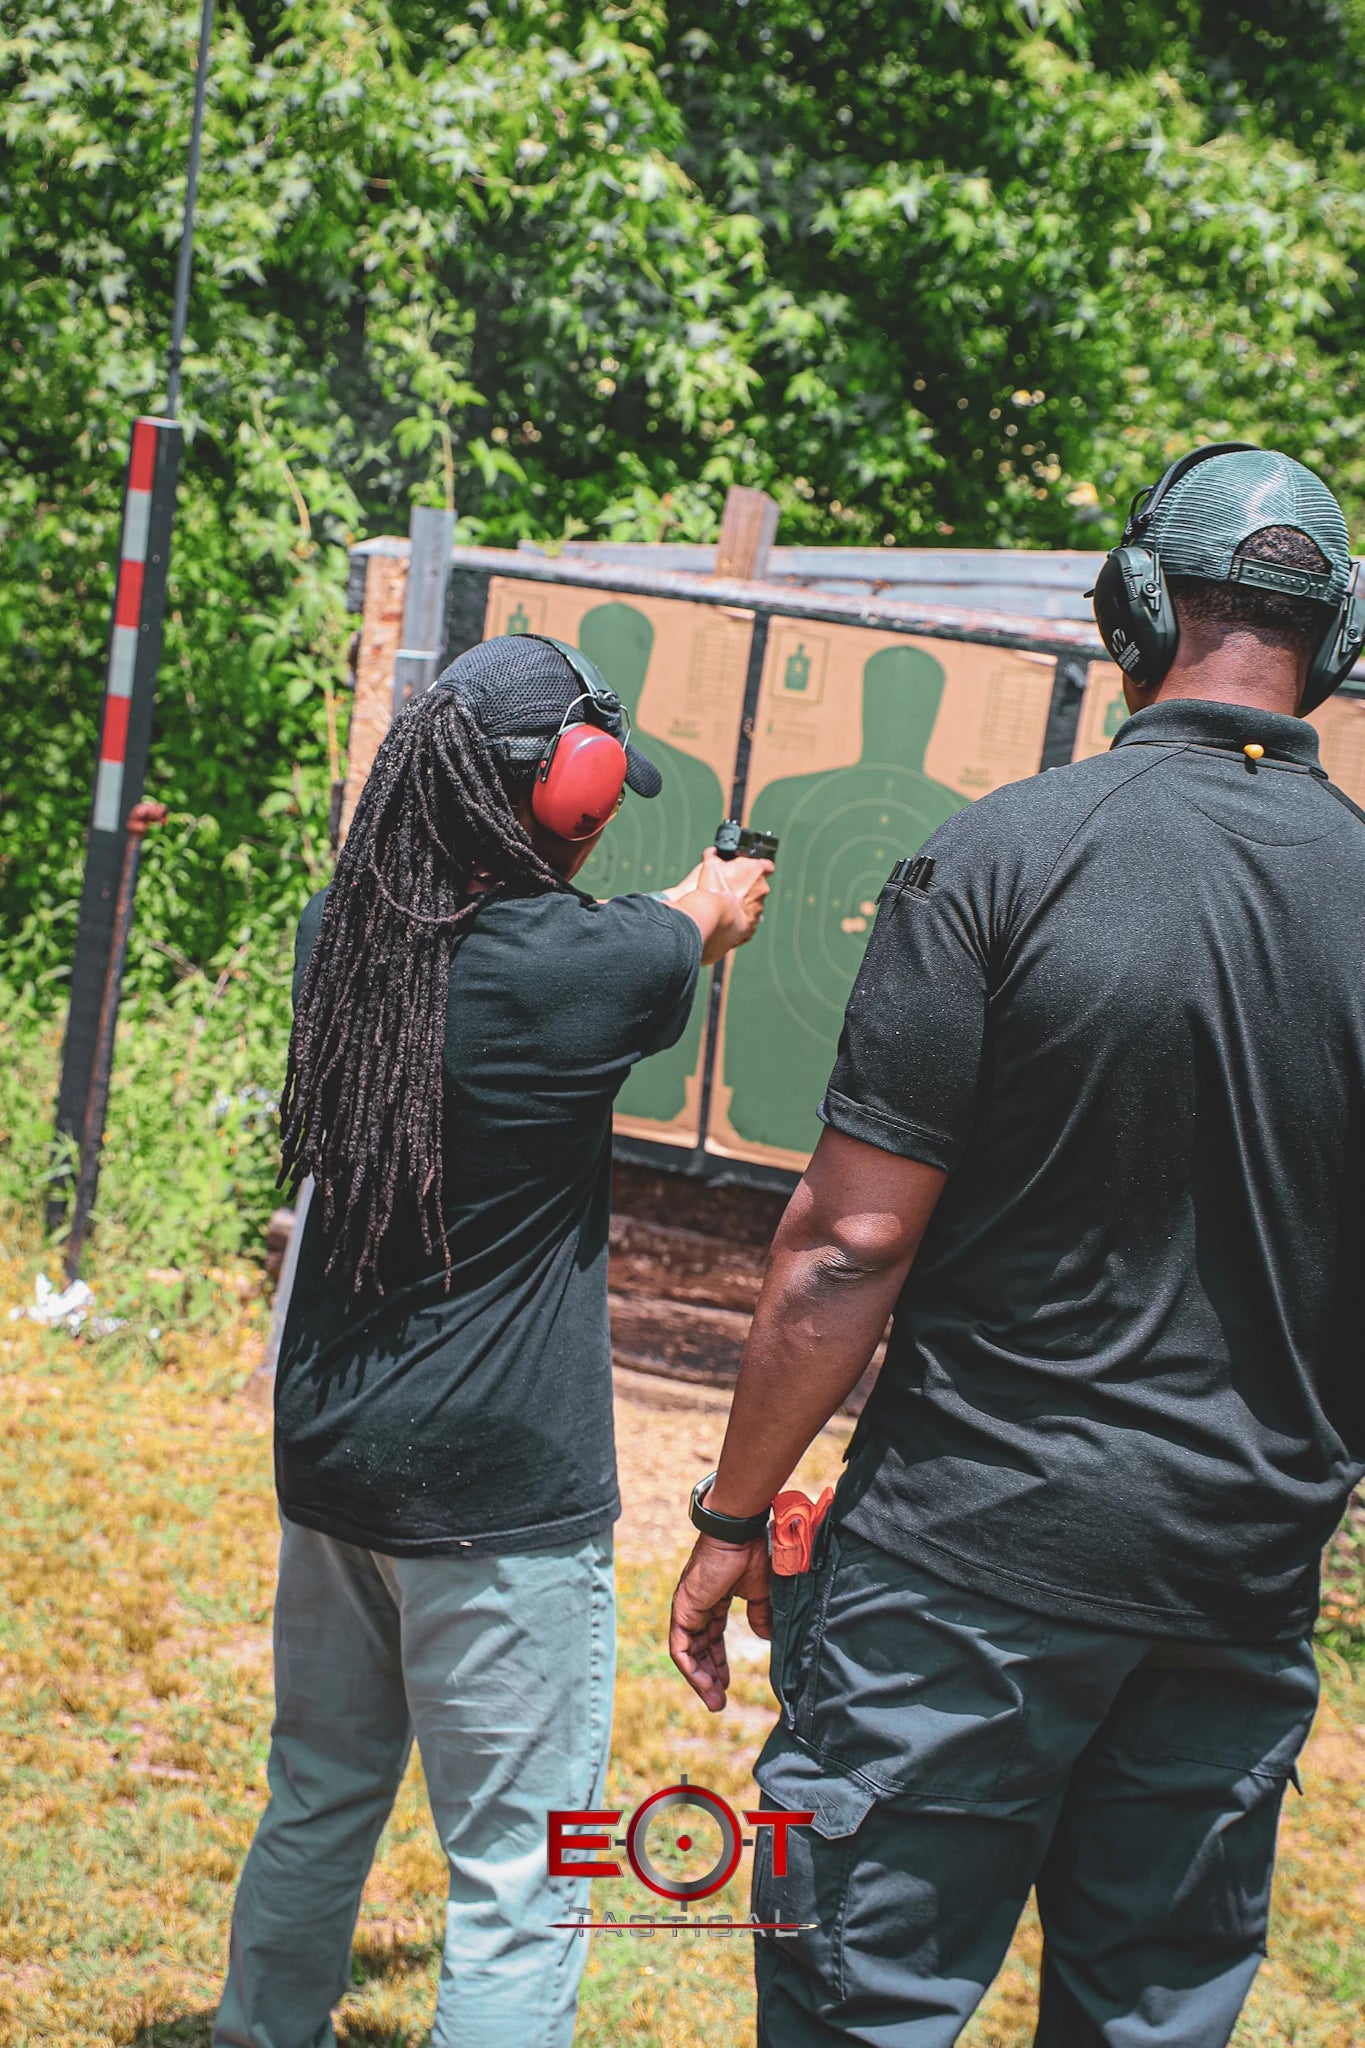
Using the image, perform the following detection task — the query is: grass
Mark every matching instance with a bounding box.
[0,1235,1361,2047]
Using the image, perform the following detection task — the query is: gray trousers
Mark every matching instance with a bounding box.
[215,1519,615,2048]
[754,1528,1319,2048]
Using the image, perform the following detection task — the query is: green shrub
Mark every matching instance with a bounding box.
[0,919,297,1276]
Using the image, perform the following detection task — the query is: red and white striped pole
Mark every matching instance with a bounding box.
[49,417,182,1244]
[93,421,164,832]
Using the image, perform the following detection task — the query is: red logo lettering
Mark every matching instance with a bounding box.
[745,1809,816,1878]
[546,1809,623,1879]
[549,1792,815,1901]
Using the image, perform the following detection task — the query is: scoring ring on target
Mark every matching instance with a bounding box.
[624,1784,743,1900]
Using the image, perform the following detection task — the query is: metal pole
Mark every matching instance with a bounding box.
[165,0,216,421]
[63,804,168,1284]
[50,418,183,1234]
[392,505,457,714]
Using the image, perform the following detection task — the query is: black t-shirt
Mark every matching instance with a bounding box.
[826,697,1365,1642]
[274,887,701,1556]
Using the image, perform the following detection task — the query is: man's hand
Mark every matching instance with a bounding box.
[669,848,773,964]
[669,1533,772,1713]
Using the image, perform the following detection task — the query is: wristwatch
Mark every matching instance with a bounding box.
[689,1471,771,1545]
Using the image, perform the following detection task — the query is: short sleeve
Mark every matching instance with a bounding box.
[609,895,703,1059]
[819,825,992,1172]
[495,891,702,1074]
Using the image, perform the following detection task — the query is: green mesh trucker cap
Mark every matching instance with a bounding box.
[1145,448,1353,605]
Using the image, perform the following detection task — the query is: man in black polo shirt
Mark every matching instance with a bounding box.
[669,448,1365,2045]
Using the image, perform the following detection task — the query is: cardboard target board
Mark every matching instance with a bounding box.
[1309,691,1365,803]
[346,544,1105,1177]
[1071,660,1131,762]
[482,578,754,1148]
[353,537,1365,1181]
[707,623,1057,1170]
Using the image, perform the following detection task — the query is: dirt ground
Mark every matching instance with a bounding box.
[611,1362,853,1567]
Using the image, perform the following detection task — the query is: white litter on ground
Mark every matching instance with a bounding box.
[7,1273,126,1337]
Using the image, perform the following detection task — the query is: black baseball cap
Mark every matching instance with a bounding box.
[431,634,663,798]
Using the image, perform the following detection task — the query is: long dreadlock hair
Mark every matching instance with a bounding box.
[279,680,579,1298]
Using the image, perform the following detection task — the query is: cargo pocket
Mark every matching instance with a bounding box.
[755,1726,879,1842]
[752,1730,880,2009]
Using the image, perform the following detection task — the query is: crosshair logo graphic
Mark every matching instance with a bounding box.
[625,1784,743,1901]
[548,1779,814,1906]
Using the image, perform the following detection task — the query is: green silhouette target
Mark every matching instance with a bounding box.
[719,644,968,1159]
[508,597,731,1131]
[479,576,1054,1168]
[576,602,727,1127]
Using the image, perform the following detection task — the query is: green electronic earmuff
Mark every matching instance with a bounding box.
[1091,443,1365,710]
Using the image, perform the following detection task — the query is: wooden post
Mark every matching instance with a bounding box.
[714,485,779,581]
[393,505,456,714]
[340,543,406,839]
[340,510,456,840]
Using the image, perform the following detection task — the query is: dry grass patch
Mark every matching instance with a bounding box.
[0,1241,1359,2046]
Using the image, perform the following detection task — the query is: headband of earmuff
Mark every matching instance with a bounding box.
[1120,442,1261,548]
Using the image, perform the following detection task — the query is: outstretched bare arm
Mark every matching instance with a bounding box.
[668,1127,946,1710]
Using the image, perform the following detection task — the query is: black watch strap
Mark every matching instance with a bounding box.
[689,1471,771,1545]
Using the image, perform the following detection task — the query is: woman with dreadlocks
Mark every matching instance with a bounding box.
[216,635,771,2048]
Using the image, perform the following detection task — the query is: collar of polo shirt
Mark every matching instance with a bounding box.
[1112,698,1324,772]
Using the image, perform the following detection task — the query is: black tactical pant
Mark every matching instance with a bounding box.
[753,1529,1318,2047]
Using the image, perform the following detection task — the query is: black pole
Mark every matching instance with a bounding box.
[49,421,184,1237]
[165,0,215,421]
[63,804,168,1284]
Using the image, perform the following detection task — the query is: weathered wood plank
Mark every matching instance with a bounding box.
[609,1216,767,1314]
[444,544,1110,654]
[714,486,780,581]
[340,551,406,839]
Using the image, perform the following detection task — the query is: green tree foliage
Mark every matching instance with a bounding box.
[3,0,1365,1258]
[664,0,1365,545]
[0,0,763,1001]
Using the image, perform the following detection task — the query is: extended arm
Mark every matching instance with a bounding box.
[668,1127,946,1710]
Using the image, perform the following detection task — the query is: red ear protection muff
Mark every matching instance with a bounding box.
[525,636,631,841]
[533,722,628,840]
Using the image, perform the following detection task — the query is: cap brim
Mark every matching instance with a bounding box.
[625,744,663,799]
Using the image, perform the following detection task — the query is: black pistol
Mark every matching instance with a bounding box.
[715,819,779,863]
